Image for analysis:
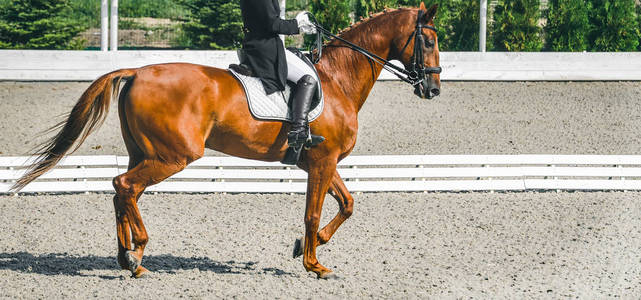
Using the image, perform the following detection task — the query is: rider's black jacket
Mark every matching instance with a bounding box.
[240,0,299,94]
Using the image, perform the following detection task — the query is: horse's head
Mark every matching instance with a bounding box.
[393,3,441,99]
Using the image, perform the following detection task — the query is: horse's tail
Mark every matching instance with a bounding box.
[11,68,137,192]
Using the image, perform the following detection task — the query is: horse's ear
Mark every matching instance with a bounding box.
[419,2,426,10]
[423,4,438,23]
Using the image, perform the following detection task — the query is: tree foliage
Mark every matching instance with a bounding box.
[0,0,86,49]
[391,1,477,51]
[178,0,243,49]
[638,3,641,51]
[588,0,639,51]
[65,0,189,28]
[119,0,188,19]
[410,0,454,50]
[443,0,479,51]
[491,0,543,51]
[355,0,398,20]
[545,0,590,51]
[309,0,351,34]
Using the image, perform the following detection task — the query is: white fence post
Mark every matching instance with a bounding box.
[280,0,287,44]
[100,0,109,51]
[110,0,119,51]
[479,0,487,52]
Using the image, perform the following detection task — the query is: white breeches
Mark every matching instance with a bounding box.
[285,49,316,83]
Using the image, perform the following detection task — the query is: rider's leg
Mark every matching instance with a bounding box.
[288,75,321,148]
[285,50,324,149]
[285,48,314,83]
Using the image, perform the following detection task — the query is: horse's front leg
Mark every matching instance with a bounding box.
[293,171,353,257]
[302,159,336,279]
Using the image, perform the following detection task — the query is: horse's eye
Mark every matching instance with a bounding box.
[425,40,435,48]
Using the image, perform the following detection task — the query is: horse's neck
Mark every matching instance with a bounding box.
[317,15,404,111]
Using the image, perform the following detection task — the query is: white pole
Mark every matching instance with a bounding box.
[100,0,108,51]
[110,0,118,51]
[279,0,286,44]
[479,0,487,52]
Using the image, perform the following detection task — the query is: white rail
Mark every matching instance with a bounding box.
[1,155,641,194]
[2,51,641,81]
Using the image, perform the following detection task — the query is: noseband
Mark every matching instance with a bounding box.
[308,11,441,87]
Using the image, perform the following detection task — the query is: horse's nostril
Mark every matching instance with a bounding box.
[431,88,440,96]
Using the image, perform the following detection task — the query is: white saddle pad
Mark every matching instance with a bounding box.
[229,69,324,122]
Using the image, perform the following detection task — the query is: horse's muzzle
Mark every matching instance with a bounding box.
[414,79,440,99]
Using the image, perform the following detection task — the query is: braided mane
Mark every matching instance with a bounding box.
[326,7,414,44]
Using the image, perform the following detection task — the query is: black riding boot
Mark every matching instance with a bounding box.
[281,75,325,165]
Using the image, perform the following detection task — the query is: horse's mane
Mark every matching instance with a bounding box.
[315,7,416,105]
[326,7,414,46]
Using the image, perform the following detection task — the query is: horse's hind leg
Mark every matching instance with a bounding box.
[318,172,353,244]
[114,80,143,271]
[113,156,143,271]
[112,158,188,278]
[293,171,353,258]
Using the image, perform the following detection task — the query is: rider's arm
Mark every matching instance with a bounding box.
[251,0,299,35]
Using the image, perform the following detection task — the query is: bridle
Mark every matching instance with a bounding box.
[308,10,442,87]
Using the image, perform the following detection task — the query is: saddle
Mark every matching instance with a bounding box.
[228,48,324,123]
[228,63,254,77]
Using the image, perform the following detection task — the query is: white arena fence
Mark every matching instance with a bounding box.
[2,155,641,194]
[2,50,641,81]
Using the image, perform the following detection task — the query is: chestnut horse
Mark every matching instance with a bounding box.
[14,3,441,278]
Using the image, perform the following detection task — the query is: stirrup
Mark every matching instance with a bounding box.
[282,129,325,165]
[303,126,317,150]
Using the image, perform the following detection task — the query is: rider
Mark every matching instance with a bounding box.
[239,0,324,160]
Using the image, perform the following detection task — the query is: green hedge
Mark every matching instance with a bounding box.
[491,0,543,51]
[443,0,479,51]
[588,0,639,51]
[310,0,351,34]
[0,0,86,49]
[354,0,398,20]
[638,3,641,51]
[66,0,188,28]
[178,0,242,49]
[1,0,641,51]
[545,0,590,51]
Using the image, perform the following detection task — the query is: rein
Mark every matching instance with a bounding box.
[308,11,442,86]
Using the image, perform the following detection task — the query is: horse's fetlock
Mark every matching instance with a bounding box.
[317,232,329,245]
[134,235,149,246]
[303,258,317,271]
[343,205,353,218]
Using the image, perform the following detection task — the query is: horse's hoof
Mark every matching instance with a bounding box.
[125,250,141,273]
[292,238,303,258]
[117,253,129,270]
[132,266,151,279]
[318,270,339,280]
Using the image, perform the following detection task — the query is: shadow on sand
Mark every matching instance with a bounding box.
[0,252,295,279]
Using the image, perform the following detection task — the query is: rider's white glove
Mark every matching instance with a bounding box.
[295,11,317,35]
